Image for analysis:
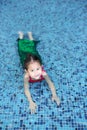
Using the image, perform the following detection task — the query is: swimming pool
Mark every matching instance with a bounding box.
[0,0,87,129]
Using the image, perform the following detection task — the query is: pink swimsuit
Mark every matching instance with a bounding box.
[29,75,45,83]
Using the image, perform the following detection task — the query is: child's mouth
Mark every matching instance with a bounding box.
[35,75,40,79]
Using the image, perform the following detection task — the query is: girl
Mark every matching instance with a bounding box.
[18,32,60,114]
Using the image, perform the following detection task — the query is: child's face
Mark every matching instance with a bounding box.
[27,61,42,80]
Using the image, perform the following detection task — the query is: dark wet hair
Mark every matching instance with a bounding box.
[24,53,42,70]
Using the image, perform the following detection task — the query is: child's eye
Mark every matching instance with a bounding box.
[31,70,34,72]
[37,68,40,70]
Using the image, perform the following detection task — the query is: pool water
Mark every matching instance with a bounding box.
[0,0,87,130]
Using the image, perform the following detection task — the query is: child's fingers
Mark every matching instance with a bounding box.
[55,97,60,106]
[31,108,36,114]
[30,104,37,114]
[52,96,60,106]
[56,99,60,106]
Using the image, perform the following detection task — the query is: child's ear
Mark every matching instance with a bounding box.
[41,65,43,68]
[24,69,29,76]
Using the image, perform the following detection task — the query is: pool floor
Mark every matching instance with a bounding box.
[0,0,87,130]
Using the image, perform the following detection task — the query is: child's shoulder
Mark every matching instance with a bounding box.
[42,70,47,77]
[24,72,29,80]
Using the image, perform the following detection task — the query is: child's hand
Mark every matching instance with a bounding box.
[29,101,37,114]
[52,95,60,106]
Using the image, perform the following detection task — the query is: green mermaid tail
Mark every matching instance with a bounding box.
[18,39,42,66]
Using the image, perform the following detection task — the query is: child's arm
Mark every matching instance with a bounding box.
[24,73,37,114]
[44,74,60,106]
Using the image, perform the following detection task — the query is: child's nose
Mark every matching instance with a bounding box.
[35,70,39,74]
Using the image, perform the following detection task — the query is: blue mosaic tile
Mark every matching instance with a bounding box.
[0,0,87,129]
